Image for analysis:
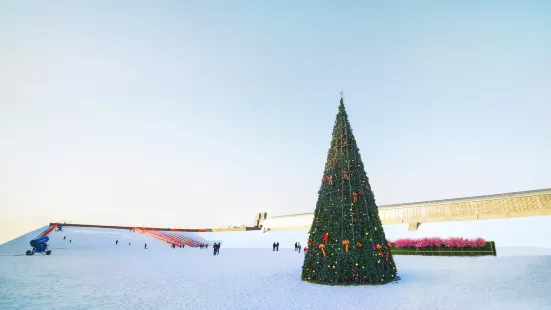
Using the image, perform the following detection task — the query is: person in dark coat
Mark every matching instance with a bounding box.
[213,243,219,256]
[276,242,279,251]
[144,243,147,249]
[116,240,118,245]
[273,242,276,251]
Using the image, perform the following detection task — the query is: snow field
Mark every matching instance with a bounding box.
[0,226,550,309]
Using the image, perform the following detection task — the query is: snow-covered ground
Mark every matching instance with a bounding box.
[1,227,551,310]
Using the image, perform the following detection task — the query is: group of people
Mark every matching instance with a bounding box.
[212,243,221,255]
[116,239,217,252]
[270,242,306,253]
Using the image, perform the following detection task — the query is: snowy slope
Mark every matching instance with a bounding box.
[0,226,213,256]
[1,227,551,309]
[0,226,49,255]
[0,226,168,256]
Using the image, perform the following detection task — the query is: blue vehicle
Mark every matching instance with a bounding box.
[26,236,52,256]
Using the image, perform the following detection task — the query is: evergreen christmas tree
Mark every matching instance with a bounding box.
[301,93,398,285]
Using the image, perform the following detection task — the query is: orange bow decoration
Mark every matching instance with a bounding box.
[342,239,350,252]
[322,233,329,244]
[318,244,326,256]
[356,241,363,248]
[328,175,333,186]
[352,192,358,203]
[343,171,349,180]
[375,244,389,260]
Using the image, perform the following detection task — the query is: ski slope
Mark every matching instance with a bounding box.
[1,226,551,309]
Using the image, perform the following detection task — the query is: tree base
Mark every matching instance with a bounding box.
[301,275,400,286]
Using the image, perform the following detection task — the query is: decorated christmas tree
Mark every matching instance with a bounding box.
[301,93,398,285]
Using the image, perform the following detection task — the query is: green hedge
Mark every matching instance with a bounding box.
[390,241,496,257]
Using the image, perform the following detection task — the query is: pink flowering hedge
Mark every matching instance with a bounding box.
[388,237,488,249]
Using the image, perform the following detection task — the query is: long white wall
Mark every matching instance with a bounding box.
[262,214,313,229]
[198,215,551,249]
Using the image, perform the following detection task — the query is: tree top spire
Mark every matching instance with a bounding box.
[339,91,345,112]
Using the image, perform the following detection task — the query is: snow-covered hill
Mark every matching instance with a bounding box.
[1,226,551,309]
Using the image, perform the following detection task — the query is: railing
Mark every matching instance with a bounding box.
[134,228,205,247]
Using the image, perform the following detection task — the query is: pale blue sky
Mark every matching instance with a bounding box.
[1,1,550,243]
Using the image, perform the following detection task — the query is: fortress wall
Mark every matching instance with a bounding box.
[379,190,551,224]
[258,189,551,248]
[262,189,551,229]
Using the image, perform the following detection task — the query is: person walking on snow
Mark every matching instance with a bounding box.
[276,242,279,251]
[213,243,220,256]
[144,243,147,249]
[116,240,118,245]
[297,242,301,253]
[273,242,276,251]
[294,242,298,251]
